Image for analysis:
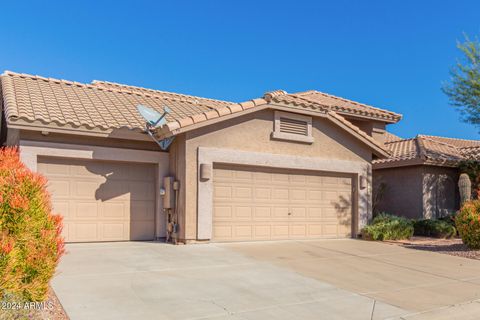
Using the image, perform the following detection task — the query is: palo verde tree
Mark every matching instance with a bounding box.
[443,35,480,131]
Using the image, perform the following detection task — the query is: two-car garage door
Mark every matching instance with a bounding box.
[38,157,156,243]
[213,164,353,242]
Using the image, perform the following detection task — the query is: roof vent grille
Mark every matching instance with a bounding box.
[279,117,308,136]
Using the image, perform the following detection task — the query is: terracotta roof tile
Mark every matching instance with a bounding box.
[384,131,402,143]
[462,146,480,159]
[216,106,232,116]
[203,110,221,120]
[292,90,402,123]
[374,134,480,167]
[1,71,232,132]
[0,71,400,158]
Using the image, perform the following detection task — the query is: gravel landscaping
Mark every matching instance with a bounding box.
[387,236,480,260]
[1,287,68,320]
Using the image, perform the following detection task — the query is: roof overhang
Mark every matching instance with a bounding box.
[6,117,153,142]
[153,100,390,159]
[373,158,460,170]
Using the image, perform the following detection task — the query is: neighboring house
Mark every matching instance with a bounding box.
[373,133,480,219]
[0,71,402,243]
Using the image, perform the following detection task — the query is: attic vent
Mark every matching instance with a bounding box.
[279,117,308,136]
[272,111,314,144]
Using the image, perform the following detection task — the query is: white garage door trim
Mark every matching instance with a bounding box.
[19,140,169,238]
[197,147,371,240]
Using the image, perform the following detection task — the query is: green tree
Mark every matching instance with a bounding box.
[443,36,480,131]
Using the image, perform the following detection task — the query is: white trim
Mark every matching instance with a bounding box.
[197,146,371,240]
[19,140,169,238]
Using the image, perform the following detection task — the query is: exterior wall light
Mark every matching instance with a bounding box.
[360,175,367,190]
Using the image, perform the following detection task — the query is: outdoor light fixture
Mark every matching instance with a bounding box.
[136,104,175,150]
[200,163,212,181]
[359,175,367,189]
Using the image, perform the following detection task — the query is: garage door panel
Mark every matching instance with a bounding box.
[307,207,323,218]
[254,207,272,218]
[102,202,127,219]
[290,224,307,237]
[48,180,70,198]
[38,160,70,175]
[73,223,99,241]
[254,225,271,238]
[254,187,271,199]
[273,207,289,218]
[101,223,127,240]
[308,224,323,237]
[75,202,99,219]
[213,205,233,219]
[235,206,253,219]
[96,182,129,201]
[39,157,155,242]
[272,225,289,237]
[273,188,289,199]
[214,186,232,199]
[253,172,272,182]
[130,221,155,240]
[234,225,253,238]
[291,189,307,200]
[129,182,155,201]
[290,207,306,218]
[75,181,102,198]
[130,201,155,221]
[213,225,232,239]
[213,164,353,242]
[234,186,252,199]
[52,201,70,218]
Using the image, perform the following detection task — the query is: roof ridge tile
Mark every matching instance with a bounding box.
[92,79,234,105]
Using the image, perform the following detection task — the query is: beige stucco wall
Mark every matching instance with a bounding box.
[374,165,460,220]
[171,109,374,241]
[373,166,424,219]
[423,166,459,218]
[347,118,387,144]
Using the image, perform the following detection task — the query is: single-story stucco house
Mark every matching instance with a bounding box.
[373,133,480,219]
[0,71,404,243]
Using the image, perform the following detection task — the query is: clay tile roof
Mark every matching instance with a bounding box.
[292,90,402,123]
[384,131,402,143]
[0,71,397,158]
[1,71,232,132]
[462,146,480,159]
[374,134,480,168]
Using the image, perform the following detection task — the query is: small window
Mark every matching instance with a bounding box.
[272,111,314,143]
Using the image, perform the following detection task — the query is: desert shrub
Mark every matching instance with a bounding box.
[0,147,65,302]
[362,213,414,241]
[413,219,456,238]
[455,200,480,249]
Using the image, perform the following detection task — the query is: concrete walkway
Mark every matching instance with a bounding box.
[52,240,480,320]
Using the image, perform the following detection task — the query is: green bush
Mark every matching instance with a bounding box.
[413,219,456,238]
[455,200,480,249]
[0,147,65,302]
[362,213,414,241]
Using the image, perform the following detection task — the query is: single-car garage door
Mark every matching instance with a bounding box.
[38,157,156,242]
[213,164,353,242]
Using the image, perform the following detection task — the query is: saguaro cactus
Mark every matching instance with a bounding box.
[459,173,472,206]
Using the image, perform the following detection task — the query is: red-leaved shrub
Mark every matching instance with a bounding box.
[455,199,480,249]
[0,147,65,301]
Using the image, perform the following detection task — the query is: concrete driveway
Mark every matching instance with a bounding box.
[52,240,480,320]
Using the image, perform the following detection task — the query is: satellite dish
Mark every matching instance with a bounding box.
[137,105,170,128]
[137,104,174,151]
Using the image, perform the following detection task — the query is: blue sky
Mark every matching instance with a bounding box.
[1,0,479,139]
